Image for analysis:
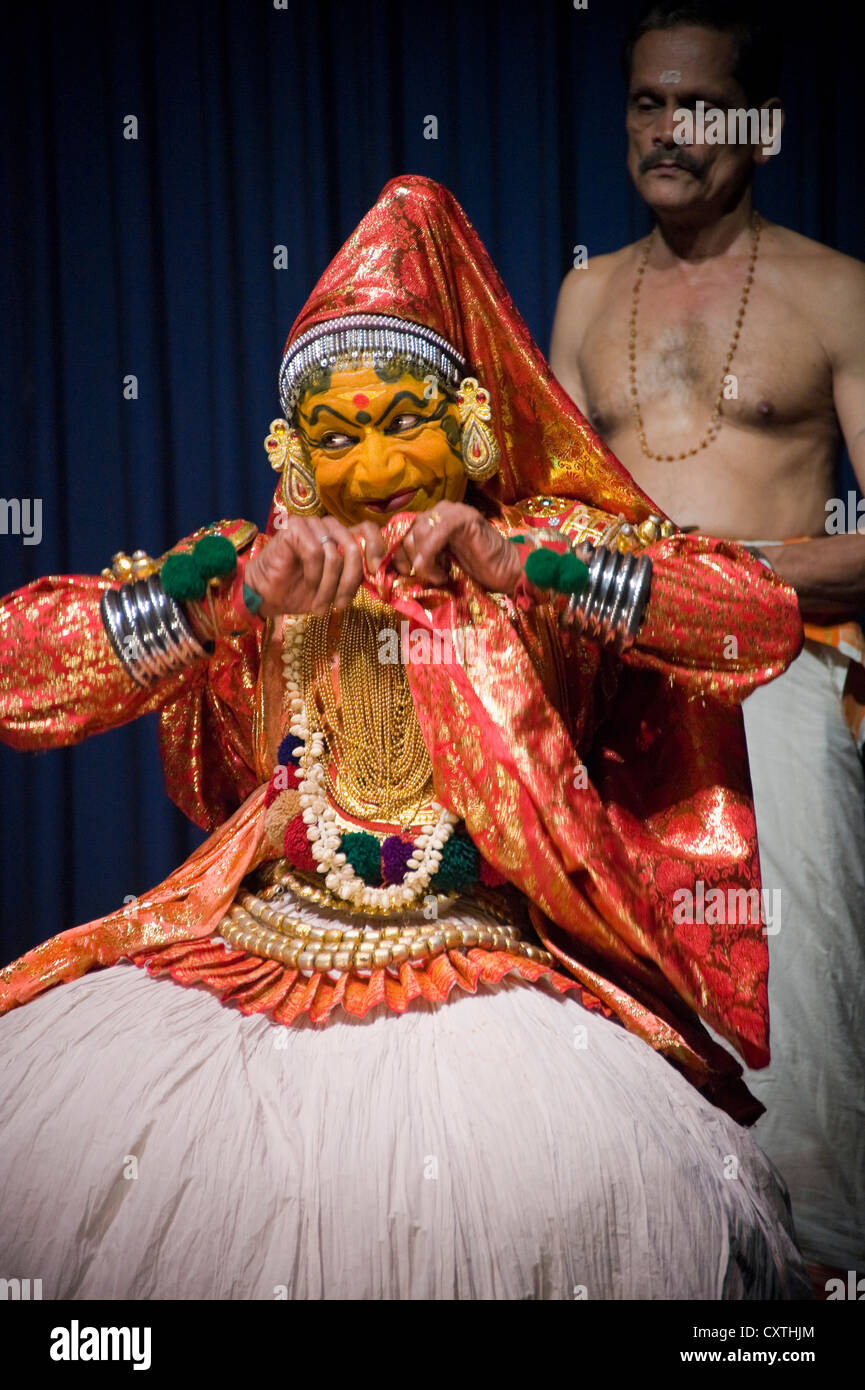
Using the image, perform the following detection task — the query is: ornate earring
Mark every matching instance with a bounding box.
[456,378,500,481]
[264,419,323,516]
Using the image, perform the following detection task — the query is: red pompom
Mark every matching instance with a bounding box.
[479,858,508,888]
[264,762,301,806]
[283,815,318,873]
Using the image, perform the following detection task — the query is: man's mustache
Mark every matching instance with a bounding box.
[639,149,705,178]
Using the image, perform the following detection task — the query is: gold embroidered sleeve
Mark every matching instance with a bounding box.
[498,501,803,703]
[626,534,804,700]
[0,572,197,748]
[0,523,266,830]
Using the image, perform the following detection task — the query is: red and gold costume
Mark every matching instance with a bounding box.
[0,177,802,1125]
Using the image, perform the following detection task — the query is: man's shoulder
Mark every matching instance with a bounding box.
[557,242,639,296]
[768,223,865,294]
[766,224,865,354]
[553,243,638,343]
[551,242,645,384]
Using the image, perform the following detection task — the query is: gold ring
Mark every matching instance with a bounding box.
[427,511,443,526]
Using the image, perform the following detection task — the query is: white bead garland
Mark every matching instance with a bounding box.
[280,615,458,910]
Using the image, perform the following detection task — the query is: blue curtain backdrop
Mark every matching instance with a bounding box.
[1,0,863,959]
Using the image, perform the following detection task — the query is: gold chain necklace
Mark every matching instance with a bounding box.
[302,589,435,825]
[283,606,457,913]
[628,212,761,462]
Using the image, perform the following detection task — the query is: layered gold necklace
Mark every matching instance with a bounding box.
[628,212,761,461]
[302,588,435,827]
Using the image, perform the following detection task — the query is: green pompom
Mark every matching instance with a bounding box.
[557,551,589,594]
[161,552,207,602]
[524,546,589,596]
[194,533,238,580]
[429,834,480,893]
[342,831,383,885]
[524,547,561,589]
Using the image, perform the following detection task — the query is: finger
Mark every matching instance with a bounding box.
[391,520,445,581]
[309,525,345,616]
[350,521,386,575]
[392,541,414,576]
[250,546,304,618]
[406,511,459,584]
[325,520,364,611]
[392,525,425,577]
[286,518,326,598]
[247,529,308,616]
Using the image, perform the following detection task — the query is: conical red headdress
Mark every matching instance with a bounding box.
[271,175,659,522]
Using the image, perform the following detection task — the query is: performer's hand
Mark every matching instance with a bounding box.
[243,516,365,617]
[382,501,523,594]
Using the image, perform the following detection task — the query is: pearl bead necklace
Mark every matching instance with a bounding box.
[281,614,459,911]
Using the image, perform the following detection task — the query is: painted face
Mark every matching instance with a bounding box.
[296,368,466,527]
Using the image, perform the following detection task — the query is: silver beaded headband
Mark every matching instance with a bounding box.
[278,313,467,419]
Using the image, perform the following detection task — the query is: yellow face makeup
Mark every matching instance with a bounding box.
[296,368,467,527]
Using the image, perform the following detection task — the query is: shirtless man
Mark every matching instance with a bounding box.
[550,2,865,1283]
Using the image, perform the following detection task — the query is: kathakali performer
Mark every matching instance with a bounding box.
[0,176,810,1299]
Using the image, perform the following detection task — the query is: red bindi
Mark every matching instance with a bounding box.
[352,393,370,407]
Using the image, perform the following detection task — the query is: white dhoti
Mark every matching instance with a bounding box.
[0,959,809,1300]
[741,639,865,1270]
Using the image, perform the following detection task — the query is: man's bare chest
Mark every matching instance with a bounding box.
[578,273,831,437]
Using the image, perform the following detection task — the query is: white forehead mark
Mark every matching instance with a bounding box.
[659,70,681,83]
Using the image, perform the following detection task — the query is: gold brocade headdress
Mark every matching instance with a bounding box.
[267,175,661,528]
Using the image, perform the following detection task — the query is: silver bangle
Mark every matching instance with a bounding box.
[606,551,635,637]
[561,542,652,651]
[126,580,175,680]
[742,543,774,571]
[115,584,169,682]
[146,575,206,665]
[100,575,208,687]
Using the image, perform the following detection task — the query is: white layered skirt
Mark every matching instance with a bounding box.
[0,956,810,1300]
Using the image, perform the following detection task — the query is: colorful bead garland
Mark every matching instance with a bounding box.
[271,617,506,906]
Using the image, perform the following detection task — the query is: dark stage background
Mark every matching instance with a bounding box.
[1,0,863,959]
